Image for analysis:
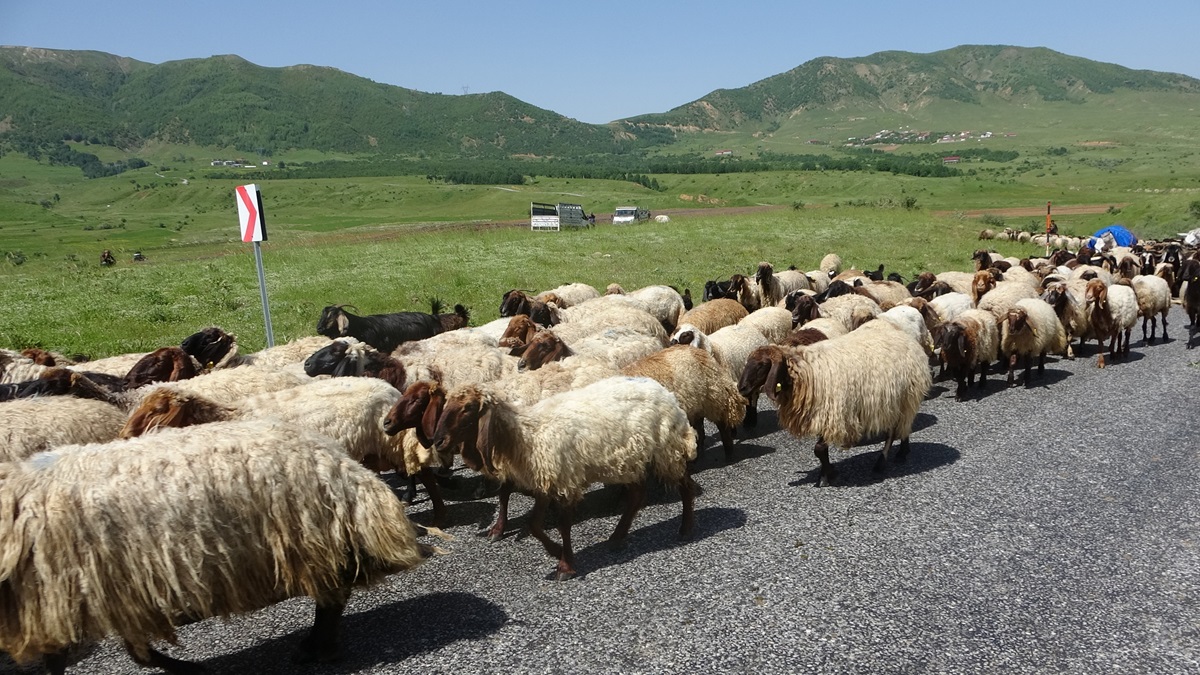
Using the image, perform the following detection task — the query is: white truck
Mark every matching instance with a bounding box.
[531,202,589,231]
[612,206,650,224]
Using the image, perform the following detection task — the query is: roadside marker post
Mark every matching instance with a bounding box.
[1045,201,1052,257]
[235,183,275,347]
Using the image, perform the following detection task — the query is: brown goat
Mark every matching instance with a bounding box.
[499,290,558,326]
[120,388,233,438]
[510,331,572,371]
[497,315,541,350]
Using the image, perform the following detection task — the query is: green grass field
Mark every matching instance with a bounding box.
[3,133,1200,358]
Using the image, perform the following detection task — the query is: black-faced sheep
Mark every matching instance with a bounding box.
[936,309,999,401]
[431,377,697,580]
[316,304,443,353]
[0,420,432,672]
[1182,258,1200,349]
[737,320,931,487]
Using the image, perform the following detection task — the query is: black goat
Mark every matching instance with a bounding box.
[864,264,886,281]
[181,326,237,367]
[0,368,120,404]
[303,340,408,391]
[316,304,442,354]
[430,298,471,332]
[703,279,736,302]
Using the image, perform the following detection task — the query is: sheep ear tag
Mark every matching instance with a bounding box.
[763,355,787,403]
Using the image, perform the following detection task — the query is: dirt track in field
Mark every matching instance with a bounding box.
[933,203,1128,218]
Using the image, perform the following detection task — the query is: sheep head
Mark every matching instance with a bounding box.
[432,386,497,476]
[316,305,354,338]
[604,283,626,295]
[937,322,971,365]
[1084,279,1108,311]
[124,347,199,389]
[499,290,527,317]
[789,294,821,328]
[738,345,791,402]
[971,271,996,303]
[516,331,571,371]
[670,324,701,347]
[498,315,540,350]
[181,327,236,368]
[1006,308,1035,337]
[755,262,774,285]
[303,340,353,376]
[383,380,446,447]
[121,389,232,438]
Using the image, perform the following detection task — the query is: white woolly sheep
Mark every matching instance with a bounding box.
[738,306,794,344]
[879,305,935,357]
[0,397,126,462]
[737,319,932,486]
[512,326,665,374]
[535,282,601,308]
[1041,279,1091,359]
[0,419,431,672]
[929,292,974,325]
[931,271,975,296]
[856,280,911,307]
[999,298,1068,386]
[671,322,769,427]
[1085,279,1139,368]
[976,278,1040,324]
[818,293,882,332]
[122,363,313,410]
[600,284,687,332]
[122,376,454,527]
[1130,274,1172,343]
[936,308,999,401]
[430,376,698,580]
[622,344,746,461]
[819,253,843,278]
[550,301,669,346]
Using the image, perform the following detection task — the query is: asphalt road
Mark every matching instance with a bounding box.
[5,307,1198,675]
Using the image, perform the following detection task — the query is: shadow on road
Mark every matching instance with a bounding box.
[570,506,748,580]
[787,440,961,488]
[197,591,508,674]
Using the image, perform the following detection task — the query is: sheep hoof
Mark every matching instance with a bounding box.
[293,640,340,666]
[553,566,576,582]
[872,455,887,473]
[607,536,628,552]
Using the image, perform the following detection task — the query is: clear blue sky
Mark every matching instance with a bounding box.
[3,0,1198,124]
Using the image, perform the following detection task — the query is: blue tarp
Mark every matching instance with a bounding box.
[1088,224,1137,248]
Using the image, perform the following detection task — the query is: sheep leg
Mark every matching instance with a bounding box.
[124,640,207,674]
[527,496,563,560]
[608,481,646,549]
[555,503,577,581]
[1037,352,1046,376]
[1122,328,1132,355]
[1142,316,1151,343]
[293,593,349,664]
[977,361,988,389]
[690,416,706,457]
[1096,337,1107,368]
[1161,312,1168,341]
[416,467,446,527]
[483,481,514,542]
[718,422,736,462]
[874,432,896,472]
[895,437,911,463]
[1006,353,1018,385]
[954,365,968,402]
[813,439,835,487]
[743,392,759,428]
[42,652,69,675]
[399,473,418,504]
[679,474,696,540]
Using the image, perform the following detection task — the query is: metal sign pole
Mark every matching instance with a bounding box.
[253,241,275,347]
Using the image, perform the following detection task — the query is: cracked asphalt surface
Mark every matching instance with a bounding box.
[5,306,1197,674]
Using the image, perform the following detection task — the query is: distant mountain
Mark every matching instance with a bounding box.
[0,46,661,156]
[623,45,1200,131]
[2,44,1199,160]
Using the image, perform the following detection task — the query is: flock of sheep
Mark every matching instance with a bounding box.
[0,236,1198,674]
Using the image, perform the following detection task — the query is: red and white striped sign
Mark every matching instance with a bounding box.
[235,184,267,242]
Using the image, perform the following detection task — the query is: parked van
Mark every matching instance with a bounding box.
[613,206,650,224]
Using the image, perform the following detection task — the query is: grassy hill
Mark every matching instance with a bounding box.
[0,47,659,157]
